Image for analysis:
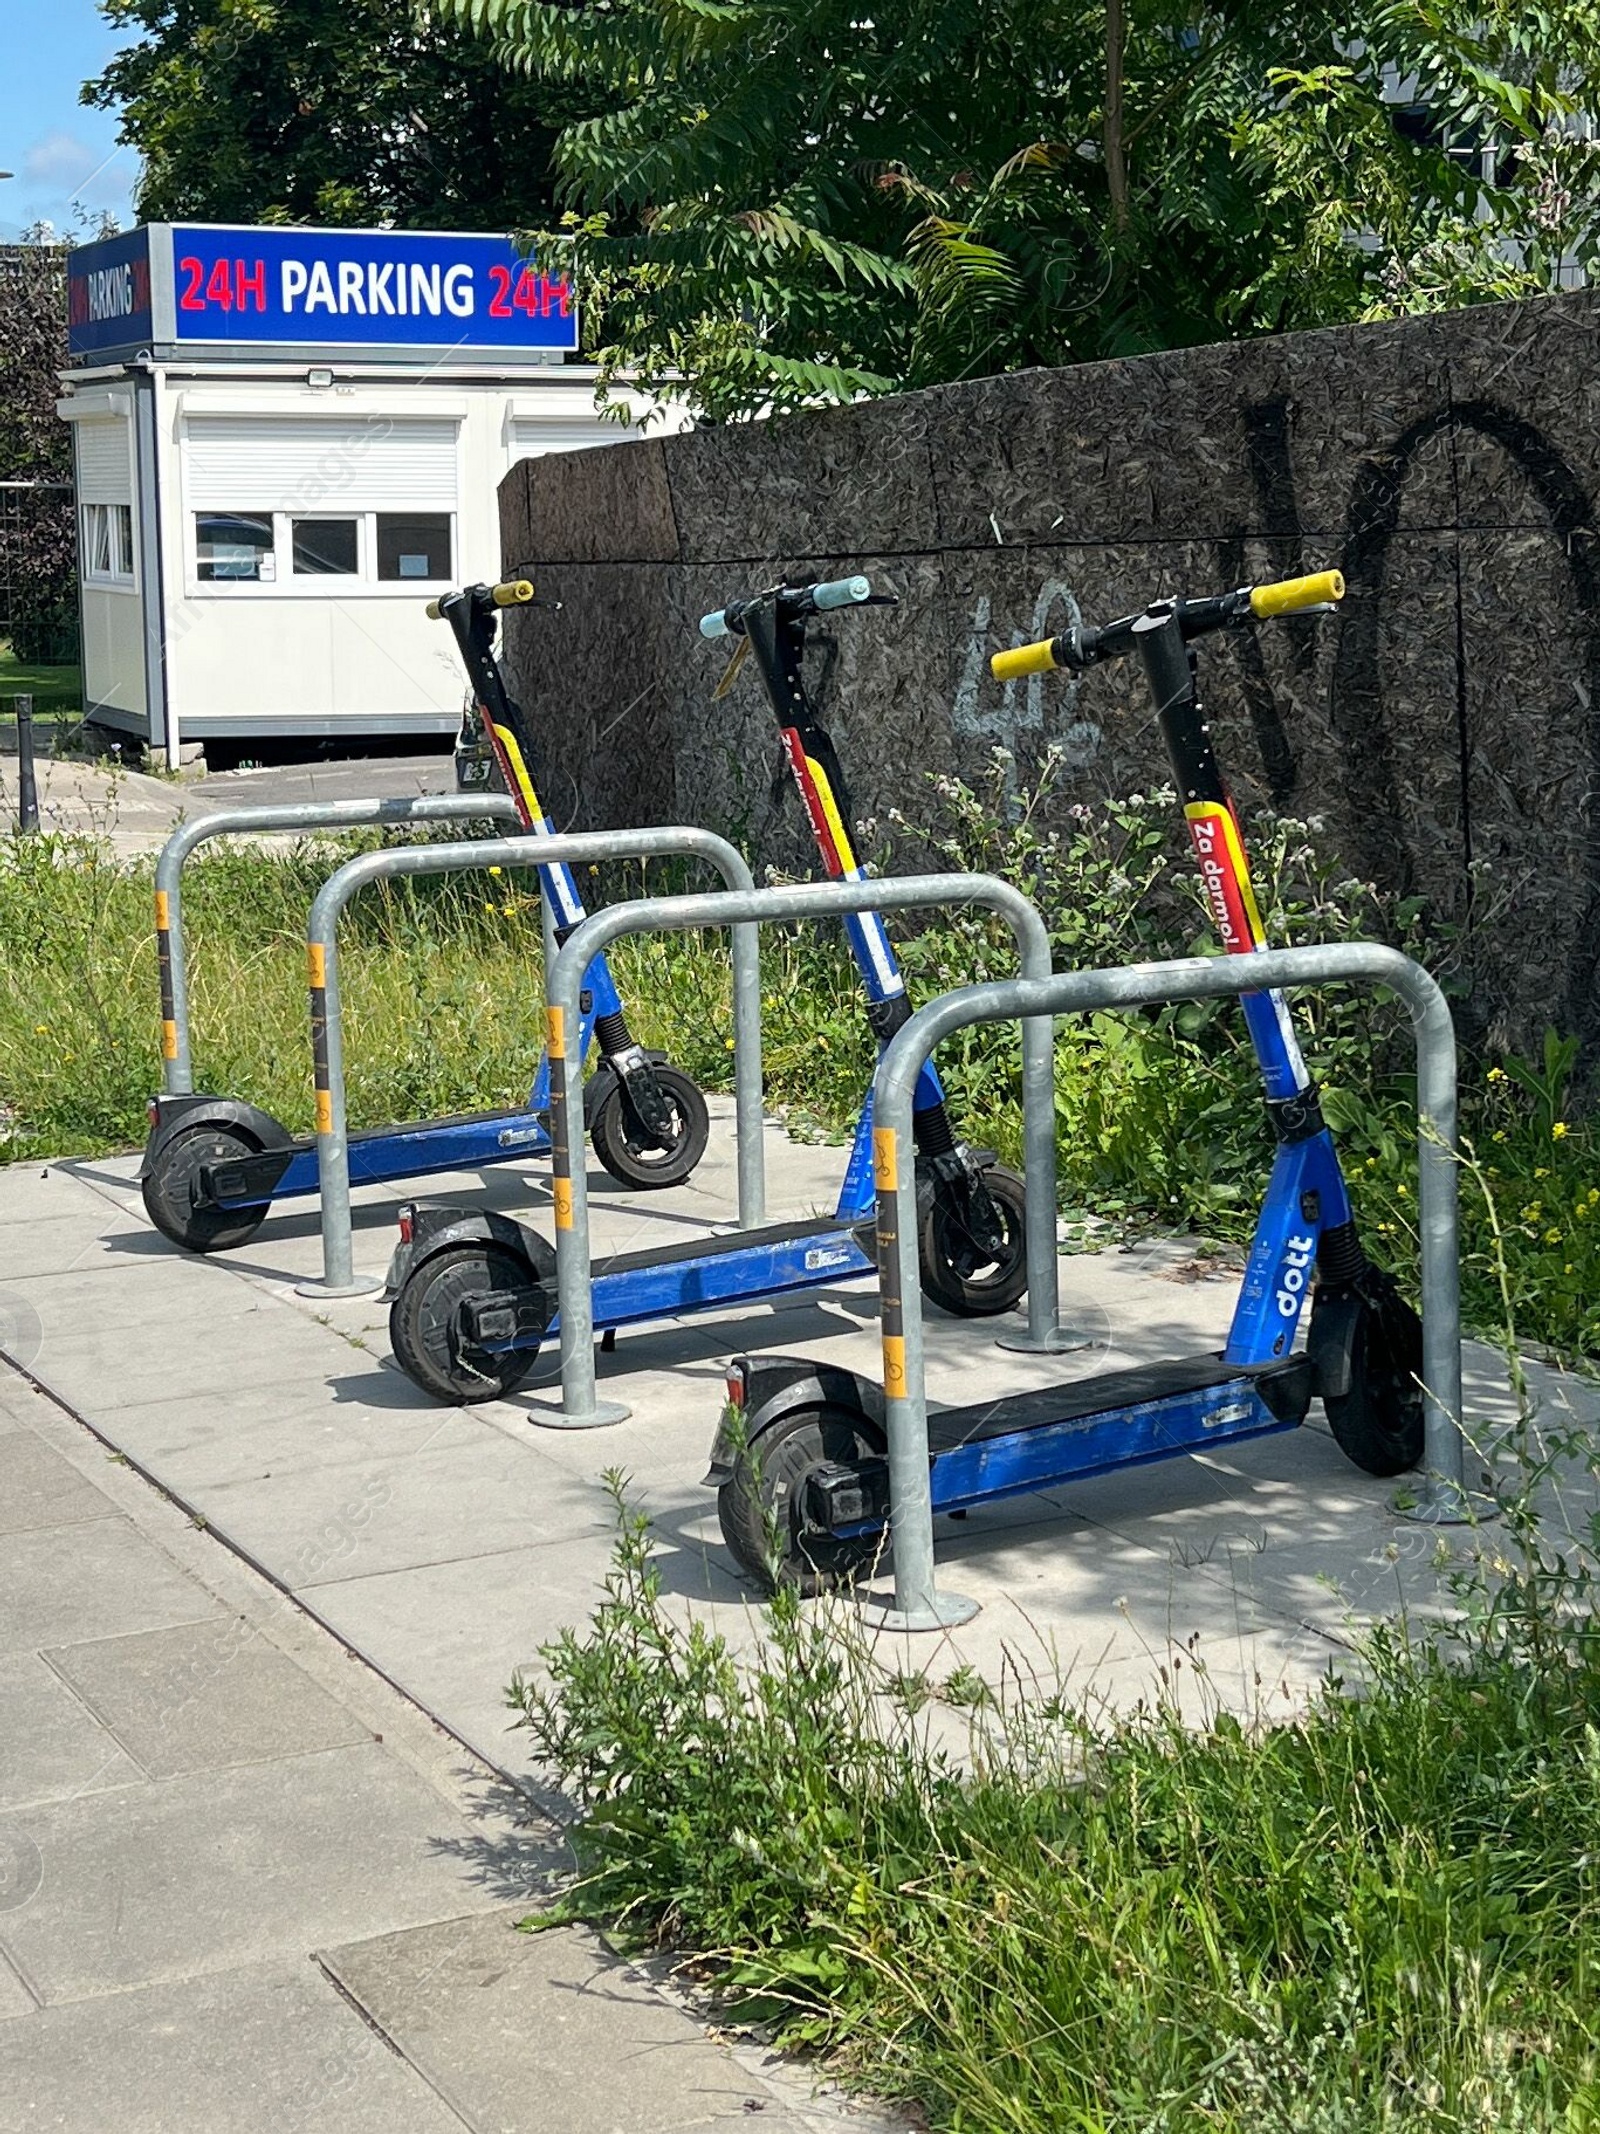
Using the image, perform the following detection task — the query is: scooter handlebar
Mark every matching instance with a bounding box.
[699,574,874,639]
[427,579,535,621]
[1249,568,1344,618]
[990,638,1062,681]
[988,570,1346,679]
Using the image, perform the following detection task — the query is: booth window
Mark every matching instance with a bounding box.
[292,518,359,576]
[377,513,451,582]
[82,502,134,585]
[196,512,276,583]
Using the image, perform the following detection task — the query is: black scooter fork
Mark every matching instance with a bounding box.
[435,581,677,1151]
[738,590,1007,1257]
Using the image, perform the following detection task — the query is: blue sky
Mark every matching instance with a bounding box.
[2,0,139,242]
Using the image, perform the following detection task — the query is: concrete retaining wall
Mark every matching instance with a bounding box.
[500,290,1600,1056]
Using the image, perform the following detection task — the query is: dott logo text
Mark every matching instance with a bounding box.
[175,253,572,322]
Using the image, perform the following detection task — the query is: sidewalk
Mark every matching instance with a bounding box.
[0,757,191,860]
[0,1354,893,2133]
[3,1108,1594,2127]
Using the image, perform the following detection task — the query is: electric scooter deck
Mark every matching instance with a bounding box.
[140,578,707,1254]
[386,574,1031,1405]
[715,1348,1311,1540]
[451,1219,878,1355]
[150,1094,555,1210]
[712,569,1427,1593]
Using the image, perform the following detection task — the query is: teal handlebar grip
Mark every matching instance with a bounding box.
[699,609,731,639]
[812,575,871,611]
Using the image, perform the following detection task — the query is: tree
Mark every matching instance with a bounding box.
[84,0,594,230]
[0,240,76,662]
[453,0,1600,419]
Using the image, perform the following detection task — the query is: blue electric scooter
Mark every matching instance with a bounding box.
[140,579,707,1251]
[711,570,1425,1591]
[385,575,1029,1403]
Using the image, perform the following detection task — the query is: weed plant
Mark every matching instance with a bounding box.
[513,1283,1600,2133]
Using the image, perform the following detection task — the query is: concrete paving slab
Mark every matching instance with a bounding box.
[0,1956,34,2022]
[0,1957,466,2131]
[28,1295,359,1414]
[99,1373,489,1494]
[321,1909,842,2134]
[0,1519,220,1657]
[0,1433,120,1536]
[0,1165,116,1230]
[303,1531,753,1772]
[0,1260,273,1346]
[0,1741,503,2003]
[0,1654,142,1811]
[0,1215,154,1285]
[187,1433,621,1593]
[44,1618,374,1780]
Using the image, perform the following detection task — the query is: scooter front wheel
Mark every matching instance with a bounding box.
[141,1122,269,1253]
[719,1402,887,1596]
[1319,1283,1425,1477]
[389,1243,542,1404]
[918,1163,1029,1318]
[589,1064,710,1191]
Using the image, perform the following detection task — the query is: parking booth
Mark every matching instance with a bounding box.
[58,223,661,767]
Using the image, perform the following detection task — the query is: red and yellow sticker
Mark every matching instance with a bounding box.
[1184,802,1267,955]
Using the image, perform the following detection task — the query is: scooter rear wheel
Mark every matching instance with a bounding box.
[918,1163,1029,1318]
[719,1402,887,1596]
[1321,1287,1425,1477]
[589,1064,709,1191]
[389,1243,542,1404]
[141,1122,268,1253]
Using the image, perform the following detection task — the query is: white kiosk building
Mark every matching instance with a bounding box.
[59,223,658,766]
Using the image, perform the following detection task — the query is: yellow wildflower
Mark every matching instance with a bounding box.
[1552,1121,1569,1139]
[488,865,503,877]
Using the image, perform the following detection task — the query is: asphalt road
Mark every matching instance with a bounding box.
[186,753,460,811]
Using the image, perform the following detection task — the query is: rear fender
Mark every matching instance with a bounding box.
[141,1094,291,1177]
[706,1354,883,1485]
[386,1204,555,1297]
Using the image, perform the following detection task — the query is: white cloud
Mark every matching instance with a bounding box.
[23,130,97,189]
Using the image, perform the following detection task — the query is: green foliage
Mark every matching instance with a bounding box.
[447,0,1600,419]
[0,242,77,664]
[515,1454,1600,2130]
[84,0,595,228]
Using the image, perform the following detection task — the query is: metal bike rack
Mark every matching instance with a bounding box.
[305,827,764,1296]
[155,795,523,1094]
[543,873,1059,1430]
[873,941,1467,1631]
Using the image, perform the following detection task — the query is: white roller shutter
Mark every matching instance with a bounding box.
[75,418,132,505]
[511,417,604,459]
[183,416,460,512]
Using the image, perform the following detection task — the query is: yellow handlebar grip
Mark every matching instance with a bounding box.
[493,579,535,607]
[990,639,1060,681]
[425,598,444,620]
[1250,570,1345,618]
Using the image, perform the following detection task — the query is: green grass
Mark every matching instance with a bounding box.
[512,1474,1600,2134]
[0,639,83,723]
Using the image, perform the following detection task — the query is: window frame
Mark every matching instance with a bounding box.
[80,501,137,591]
[186,508,457,598]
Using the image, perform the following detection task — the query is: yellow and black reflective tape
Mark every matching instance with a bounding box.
[308,942,333,1136]
[154,889,178,1061]
[546,1004,572,1229]
[873,1127,906,1398]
